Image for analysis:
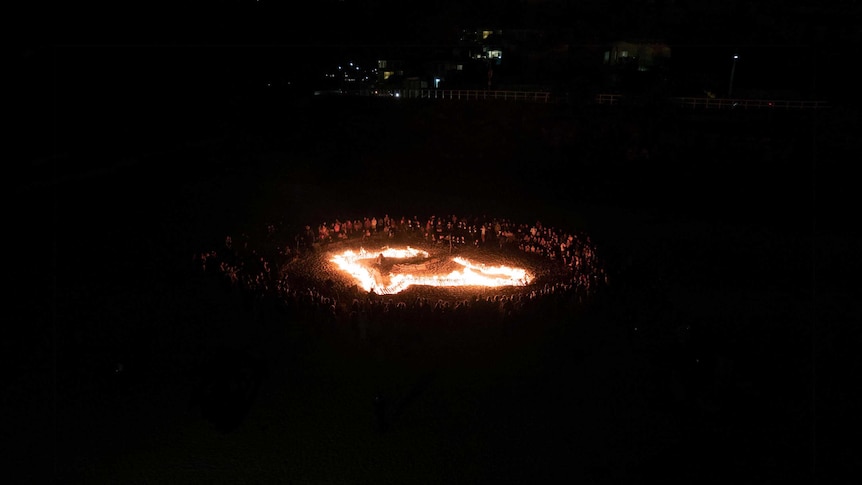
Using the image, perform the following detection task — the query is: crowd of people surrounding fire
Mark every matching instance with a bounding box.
[194,212,609,339]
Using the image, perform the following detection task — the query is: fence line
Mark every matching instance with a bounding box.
[340,89,830,109]
[401,89,551,103]
[594,93,622,105]
[594,93,830,110]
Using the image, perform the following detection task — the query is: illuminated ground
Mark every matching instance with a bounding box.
[282,228,577,303]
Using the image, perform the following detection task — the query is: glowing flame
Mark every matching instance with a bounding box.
[330,246,533,295]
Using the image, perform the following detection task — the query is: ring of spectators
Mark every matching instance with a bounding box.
[194,212,609,335]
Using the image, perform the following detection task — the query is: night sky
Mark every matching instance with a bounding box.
[15,1,862,483]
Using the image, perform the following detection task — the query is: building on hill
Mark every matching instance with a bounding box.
[603,40,671,72]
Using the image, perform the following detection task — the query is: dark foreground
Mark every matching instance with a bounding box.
[14,98,861,483]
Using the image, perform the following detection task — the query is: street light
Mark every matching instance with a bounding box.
[728,54,739,98]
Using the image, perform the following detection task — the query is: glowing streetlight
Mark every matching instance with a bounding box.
[728,54,739,98]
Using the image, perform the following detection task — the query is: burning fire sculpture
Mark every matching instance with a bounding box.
[330,246,533,295]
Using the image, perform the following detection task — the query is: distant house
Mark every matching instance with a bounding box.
[604,40,671,72]
[366,34,673,95]
[376,58,406,84]
[458,28,504,66]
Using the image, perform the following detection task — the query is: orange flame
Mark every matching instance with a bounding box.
[330,247,533,295]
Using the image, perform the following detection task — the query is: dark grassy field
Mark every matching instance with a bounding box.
[14,96,861,483]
